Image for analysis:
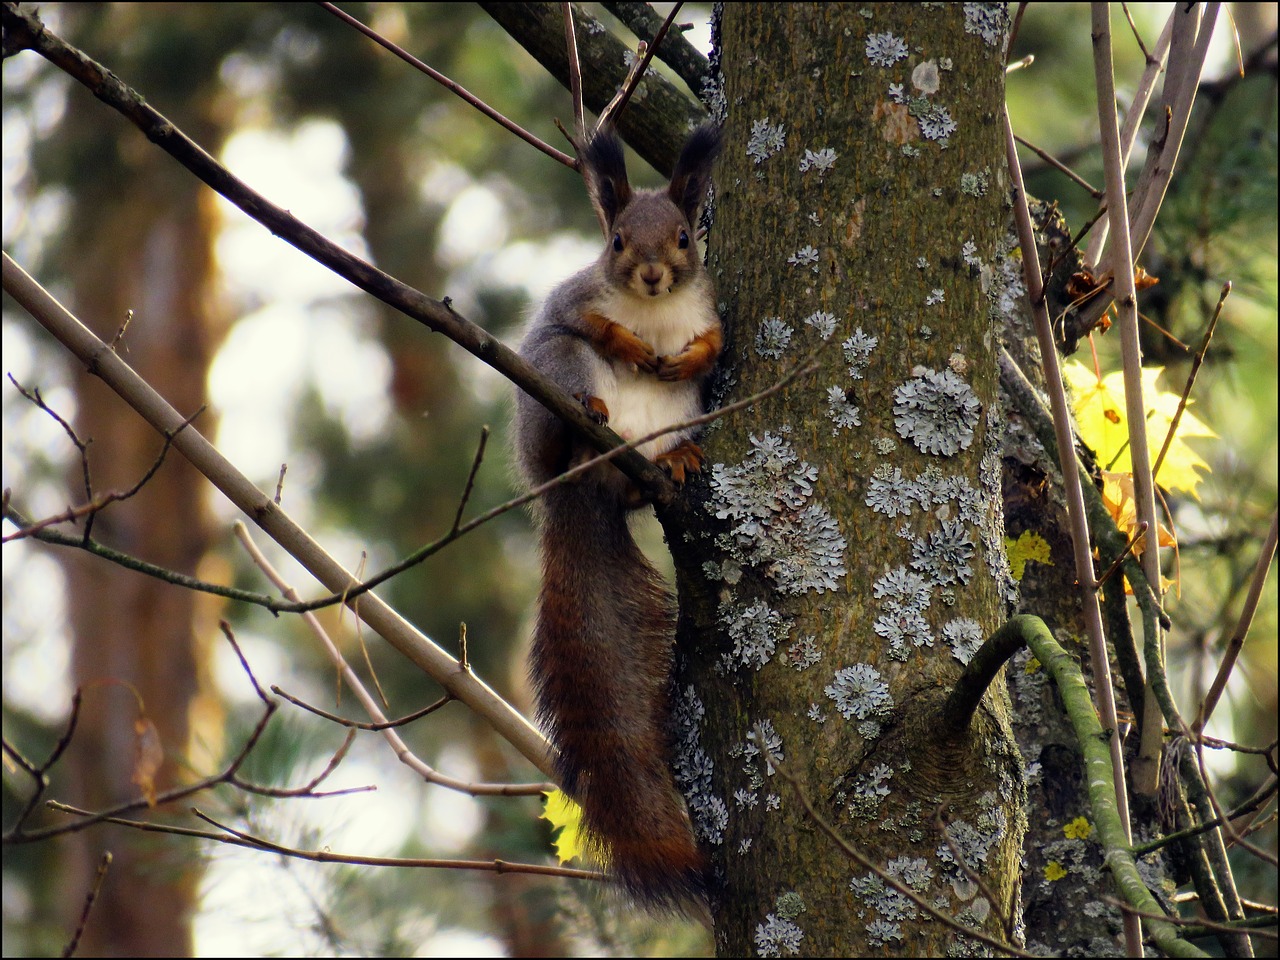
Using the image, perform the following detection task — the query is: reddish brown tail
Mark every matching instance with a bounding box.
[531,482,706,911]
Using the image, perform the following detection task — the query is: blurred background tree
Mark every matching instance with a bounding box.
[2,2,1274,957]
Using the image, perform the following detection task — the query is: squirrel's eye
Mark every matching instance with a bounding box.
[678,229,690,249]
[612,233,624,253]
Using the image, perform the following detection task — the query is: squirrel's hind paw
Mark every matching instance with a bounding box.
[654,440,704,485]
[573,393,610,424]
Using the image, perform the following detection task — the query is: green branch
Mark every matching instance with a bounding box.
[952,615,1209,959]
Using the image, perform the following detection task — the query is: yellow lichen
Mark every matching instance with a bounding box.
[1063,816,1093,840]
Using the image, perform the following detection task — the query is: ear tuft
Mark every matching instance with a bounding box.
[580,127,632,236]
[668,123,722,225]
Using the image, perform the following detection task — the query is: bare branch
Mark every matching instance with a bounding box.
[2,249,556,780]
[479,1,708,177]
[935,805,1017,942]
[61,851,112,959]
[317,2,575,168]
[1153,282,1229,482]
[233,522,552,797]
[561,2,585,143]
[1003,99,1138,932]
[1092,3,1168,812]
[451,426,490,535]
[43,802,605,883]
[602,1,710,95]
[598,2,684,130]
[0,4,671,503]
[769,757,1037,958]
[273,685,454,732]
[1013,134,1103,197]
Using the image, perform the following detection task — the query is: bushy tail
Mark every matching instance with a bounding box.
[531,482,706,912]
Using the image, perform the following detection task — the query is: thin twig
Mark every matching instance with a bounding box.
[1153,282,1229,481]
[43,803,604,882]
[935,805,1016,941]
[219,620,270,704]
[6,635,328,843]
[1100,896,1278,941]
[561,2,585,143]
[272,685,454,731]
[1195,510,1278,735]
[1013,133,1103,197]
[1094,521,1148,590]
[2,503,304,611]
[2,400,205,544]
[597,2,683,130]
[233,522,552,797]
[1120,2,1154,62]
[61,851,111,958]
[1132,773,1277,855]
[1004,96,1140,944]
[3,689,83,837]
[1007,1,1030,57]
[1197,735,1279,759]
[451,426,489,535]
[316,2,574,168]
[108,308,133,352]
[768,760,1035,957]
[6,373,94,520]
[1005,54,1034,74]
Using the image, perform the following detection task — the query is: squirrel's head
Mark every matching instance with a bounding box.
[580,124,721,300]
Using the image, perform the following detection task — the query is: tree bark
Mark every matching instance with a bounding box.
[662,4,1025,954]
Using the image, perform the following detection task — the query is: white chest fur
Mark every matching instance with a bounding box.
[589,279,716,458]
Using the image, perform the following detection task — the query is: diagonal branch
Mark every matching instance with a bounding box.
[1,250,556,783]
[1004,93,1142,954]
[317,1,575,168]
[478,1,708,177]
[0,2,673,504]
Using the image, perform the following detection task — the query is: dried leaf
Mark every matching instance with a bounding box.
[132,716,163,807]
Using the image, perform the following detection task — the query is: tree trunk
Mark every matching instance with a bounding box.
[662,4,1025,954]
[50,10,230,955]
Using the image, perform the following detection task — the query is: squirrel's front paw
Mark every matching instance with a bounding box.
[655,328,721,381]
[655,350,704,381]
[583,312,658,373]
[654,440,705,485]
[573,393,610,424]
[609,332,659,373]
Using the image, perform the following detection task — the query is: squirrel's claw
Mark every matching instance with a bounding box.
[573,393,610,424]
[654,440,704,485]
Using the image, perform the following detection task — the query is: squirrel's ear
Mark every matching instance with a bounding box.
[668,123,722,224]
[580,127,632,238]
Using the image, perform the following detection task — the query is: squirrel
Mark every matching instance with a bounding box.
[513,123,722,912]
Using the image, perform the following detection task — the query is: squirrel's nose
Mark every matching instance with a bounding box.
[639,263,664,286]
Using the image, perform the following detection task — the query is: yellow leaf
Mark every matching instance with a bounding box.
[1063,361,1214,498]
[542,790,590,865]
[1005,531,1052,581]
